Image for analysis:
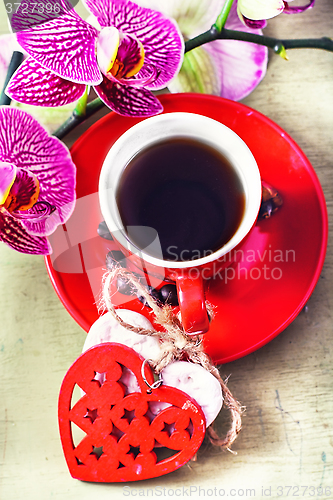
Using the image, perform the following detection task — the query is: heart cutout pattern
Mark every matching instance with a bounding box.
[58,343,206,482]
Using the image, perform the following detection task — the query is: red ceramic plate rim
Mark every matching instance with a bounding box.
[45,93,328,364]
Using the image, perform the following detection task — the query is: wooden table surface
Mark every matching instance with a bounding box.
[0,2,332,499]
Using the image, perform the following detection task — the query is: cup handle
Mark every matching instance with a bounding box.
[176,274,210,336]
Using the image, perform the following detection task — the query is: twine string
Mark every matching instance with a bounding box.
[101,266,244,451]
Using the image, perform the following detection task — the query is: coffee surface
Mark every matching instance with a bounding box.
[116,137,245,261]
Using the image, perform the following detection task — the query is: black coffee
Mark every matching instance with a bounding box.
[116,137,245,261]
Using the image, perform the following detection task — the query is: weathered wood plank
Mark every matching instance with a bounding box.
[0,2,332,498]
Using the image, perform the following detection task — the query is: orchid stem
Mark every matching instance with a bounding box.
[185,26,333,53]
[74,87,89,117]
[0,51,24,105]
[214,0,235,31]
[53,98,104,139]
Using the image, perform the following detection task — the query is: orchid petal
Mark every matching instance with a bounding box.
[237,0,284,20]
[0,210,51,254]
[168,49,220,95]
[10,0,74,32]
[169,2,267,101]
[109,62,158,87]
[84,0,184,90]
[133,0,225,38]
[97,27,120,76]
[284,0,315,14]
[6,58,86,107]
[22,200,72,236]
[16,11,101,85]
[94,77,163,116]
[238,10,267,29]
[0,35,78,133]
[7,201,55,222]
[2,167,40,212]
[0,162,17,205]
[0,107,76,236]
[85,13,102,31]
[113,32,145,79]
[204,4,268,100]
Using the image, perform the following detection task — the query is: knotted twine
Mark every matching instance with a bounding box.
[101,266,244,452]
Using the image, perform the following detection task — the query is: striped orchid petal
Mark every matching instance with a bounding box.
[84,0,184,90]
[5,201,55,222]
[0,35,78,133]
[10,0,75,32]
[94,76,163,116]
[0,210,51,254]
[16,10,101,85]
[0,107,76,245]
[117,64,159,87]
[6,58,87,107]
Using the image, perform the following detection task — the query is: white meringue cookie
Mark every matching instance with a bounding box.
[83,310,162,362]
[82,310,161,395]
[150,361,223,427]
[119,366,140,395]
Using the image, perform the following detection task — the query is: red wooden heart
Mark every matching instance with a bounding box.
[58,343,206,482]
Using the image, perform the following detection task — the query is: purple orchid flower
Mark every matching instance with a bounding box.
[0,106,76,255]
[6,0,184,117]
[237,0,316,29]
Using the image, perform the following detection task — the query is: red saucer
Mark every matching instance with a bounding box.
[45,93,328,364]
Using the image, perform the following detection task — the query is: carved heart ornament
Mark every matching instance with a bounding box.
[58,343,206,482]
